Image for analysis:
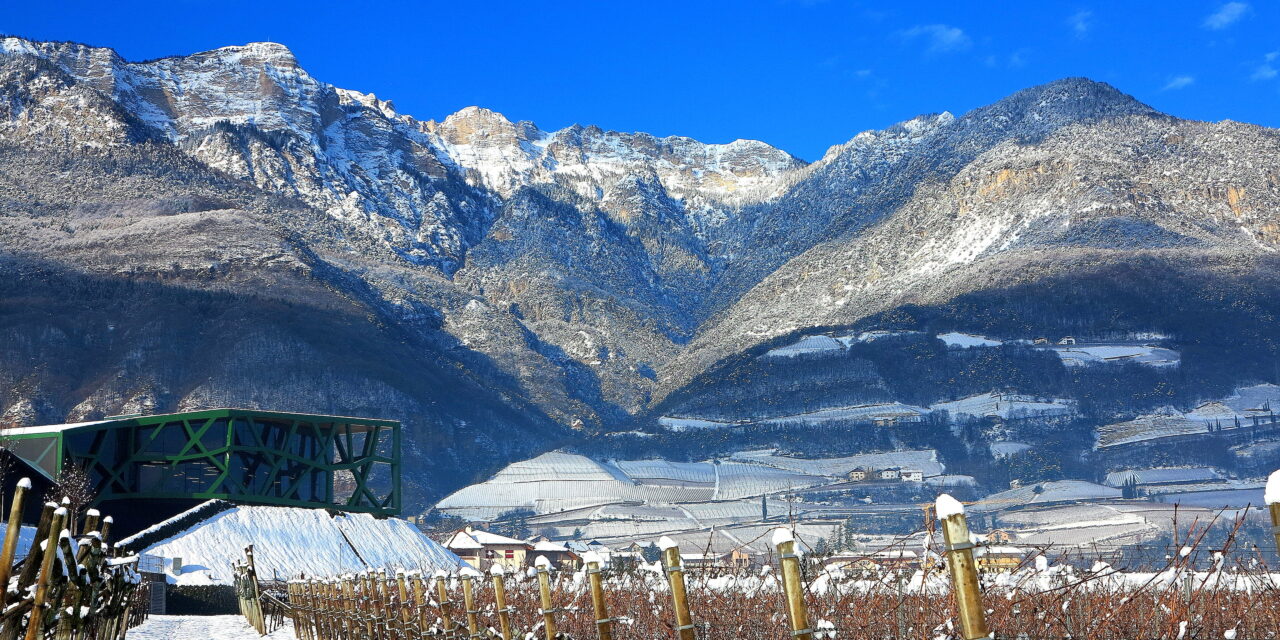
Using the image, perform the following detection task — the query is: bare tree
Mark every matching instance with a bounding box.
[44,462,96,534]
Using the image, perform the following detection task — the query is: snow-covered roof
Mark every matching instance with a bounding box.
[532,540,571,552]
[444,531,482,550]
[0,419,111,437]
[468,529,529,546]
[136,505,462,585]
[975,545,1025,556]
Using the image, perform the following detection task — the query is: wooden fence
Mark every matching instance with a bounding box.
[236,504,1001,640]
[0,478,148,640]
[235,493,1280,639]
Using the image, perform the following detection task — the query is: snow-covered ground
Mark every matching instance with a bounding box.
[658,416,737,431]
[990,441,1032,459]
[1044,344,1180,367]
[937,332,1003,348]
[730,448,945,477]
[128,616,292,640]
[435,451,831,521]
[1103,467,1225,486]
[1098,385,1280,449]
[931,392,1075,420]
[762,334,844,358]
[134,504,461,585]
[757,402,929,426]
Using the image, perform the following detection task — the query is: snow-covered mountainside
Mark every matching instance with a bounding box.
[3,35,1280,507]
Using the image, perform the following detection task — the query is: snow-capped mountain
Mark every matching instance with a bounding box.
[3,35,1280,505]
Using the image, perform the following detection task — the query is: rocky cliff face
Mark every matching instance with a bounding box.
[2,36,1279,504]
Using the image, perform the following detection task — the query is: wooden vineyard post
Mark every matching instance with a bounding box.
[658,537,697,640]
[459,567,481,639]
[534,556,559,640]
[410,574,432,638]
[245,545,266,634]
[584,551,614,640]
[24,506,66,640]
[340,576,359,640]
[0,478,30,611]
[1268,471,1280,556]
[397,571,414,640]
[773,528,813,640]
[435,570,459,638]
[490,564,513,640]
[937,494,992,640]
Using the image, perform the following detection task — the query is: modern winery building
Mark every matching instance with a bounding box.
[2,408,401,533]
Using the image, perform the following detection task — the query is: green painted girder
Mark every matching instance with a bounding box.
[5,408,402,516]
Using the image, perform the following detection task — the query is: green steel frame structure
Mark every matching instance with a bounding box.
[2,409,401,516]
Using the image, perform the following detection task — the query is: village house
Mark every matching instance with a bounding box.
[847,468,867,482]
[566,539,614,565]
[528,537,581,570]
[983,529,1017,544]
[444,527,531,571]
[900,469,924,482]
[974,545,1026,572]
[826,549,921,572]
[680,548,755,569]
[878,468,900,481]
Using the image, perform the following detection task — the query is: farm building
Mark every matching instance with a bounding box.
[2,408,401,533]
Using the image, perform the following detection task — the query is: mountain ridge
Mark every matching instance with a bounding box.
[2,35,1278,506]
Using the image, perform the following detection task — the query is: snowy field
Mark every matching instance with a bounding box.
[1098,385,1280,449]
[128,616,292,640]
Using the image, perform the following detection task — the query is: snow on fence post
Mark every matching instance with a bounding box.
[936,494,993,640]
[584,551,614,640]
[1267,470,1280,559]
[459,567,482,639]
[24,506,66,640]
[534,556,559,640]
[0,478,30,611]
[772,528,812,640]
[658,537,697,640]
[490,564,513,640]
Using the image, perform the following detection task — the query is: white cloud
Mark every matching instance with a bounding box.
[898,24,972,54]
[1068,10,1093,38]
[1203,2,1250,29]
[1162,75,1195,91]
[1252,51,1279,81]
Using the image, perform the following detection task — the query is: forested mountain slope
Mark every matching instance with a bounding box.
[2,35,1278,505]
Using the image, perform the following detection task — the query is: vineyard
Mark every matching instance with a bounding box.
[0,478,149,640]
[240,493,1280,640]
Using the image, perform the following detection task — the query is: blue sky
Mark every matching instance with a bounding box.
[2,1,1276,160]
